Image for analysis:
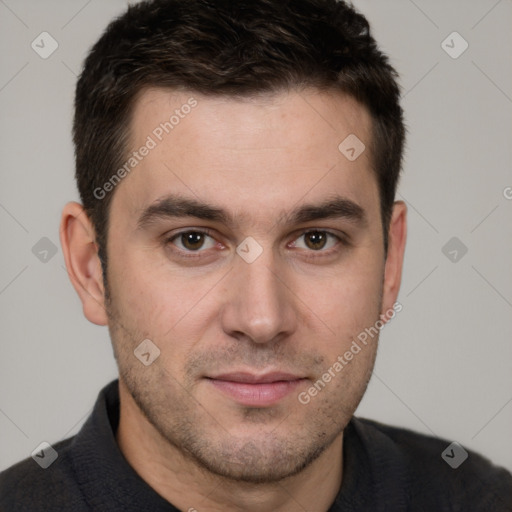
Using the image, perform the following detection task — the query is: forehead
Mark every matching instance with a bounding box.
[113,87,379,227]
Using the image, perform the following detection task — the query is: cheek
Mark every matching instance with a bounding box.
[296,254,384,344]
[108,252,220,356]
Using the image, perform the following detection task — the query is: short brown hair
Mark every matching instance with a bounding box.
[73,0,404,269]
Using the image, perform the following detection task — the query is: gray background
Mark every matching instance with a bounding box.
[1,0,511,473]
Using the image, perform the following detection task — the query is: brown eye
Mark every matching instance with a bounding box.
[181,232,205,250]
[292,231,340,252]
[170,231,216,252]
[304,231,328,250]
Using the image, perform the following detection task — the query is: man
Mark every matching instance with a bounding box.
[1,0,510,510]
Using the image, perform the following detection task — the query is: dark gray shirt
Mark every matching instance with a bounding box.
[1,380,511,511]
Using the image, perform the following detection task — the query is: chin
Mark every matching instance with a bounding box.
[180,431,330,484]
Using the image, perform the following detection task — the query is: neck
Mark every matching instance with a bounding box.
[116,380,343,512]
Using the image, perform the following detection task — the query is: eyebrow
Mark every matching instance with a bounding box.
[136,193,367,230]
[137,195,232,229]
[283,196,367,227]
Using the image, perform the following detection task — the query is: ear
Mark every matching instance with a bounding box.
[60,202,108,326]
[381,200,407,318]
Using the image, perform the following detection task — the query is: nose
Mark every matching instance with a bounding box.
[220,246,297,345]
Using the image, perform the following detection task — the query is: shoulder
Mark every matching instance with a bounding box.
[353,417,512,511]
[0,436,89,512]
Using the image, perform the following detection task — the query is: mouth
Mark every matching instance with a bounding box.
[205,372,308,407]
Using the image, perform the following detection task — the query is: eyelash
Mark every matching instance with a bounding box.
[164,228,348,260]
[165,228,219,258]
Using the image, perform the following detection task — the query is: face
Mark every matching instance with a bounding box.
[101,88,397,483]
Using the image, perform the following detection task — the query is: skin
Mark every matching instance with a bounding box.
[60,87,407,512]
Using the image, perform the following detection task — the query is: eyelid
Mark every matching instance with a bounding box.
[166,227,216,240]
[163,227,349,258]
[289,230,346,252]
[165,227,220,253]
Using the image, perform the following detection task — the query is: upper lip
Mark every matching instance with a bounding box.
[208,372,305,384]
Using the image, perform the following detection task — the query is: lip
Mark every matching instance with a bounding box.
[206,372,307,407]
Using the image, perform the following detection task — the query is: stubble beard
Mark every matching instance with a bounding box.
[104,278,378,484]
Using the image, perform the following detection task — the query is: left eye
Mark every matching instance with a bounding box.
[169,231,217,251]
[291,231,339,251]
